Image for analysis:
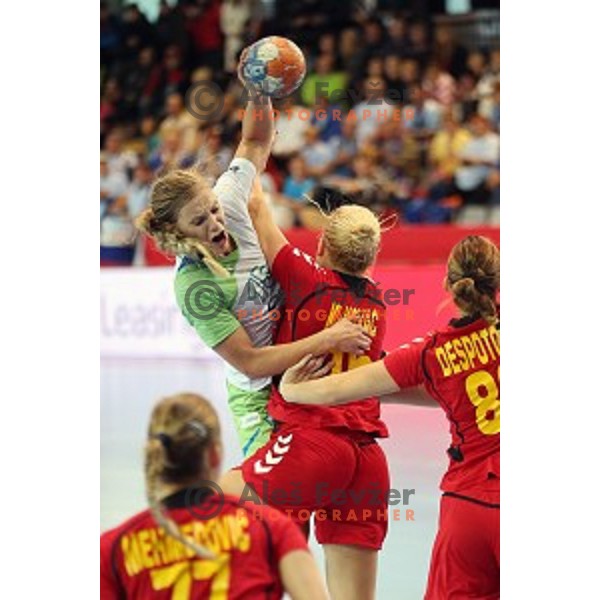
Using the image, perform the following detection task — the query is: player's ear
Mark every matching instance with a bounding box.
[207,440,223,470]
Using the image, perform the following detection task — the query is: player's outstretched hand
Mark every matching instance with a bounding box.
[328,318,372,355]
[281,354,333,390]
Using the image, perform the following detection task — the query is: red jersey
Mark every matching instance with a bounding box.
[269,244,388,437]
[100,490,307,599]
[384,315,500,504]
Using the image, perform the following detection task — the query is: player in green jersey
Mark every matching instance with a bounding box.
[137,69,371,458]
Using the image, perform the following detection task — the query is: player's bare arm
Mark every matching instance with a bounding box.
[234,52,275,172]
[380,386,439,407]
[280,355,399,406]
[214,319,372,380]
[247,176,289,268]
[280,550,330,600]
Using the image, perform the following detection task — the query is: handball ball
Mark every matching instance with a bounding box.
[239,36,306,98]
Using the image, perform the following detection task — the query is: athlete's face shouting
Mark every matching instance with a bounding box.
[177,189,231,257]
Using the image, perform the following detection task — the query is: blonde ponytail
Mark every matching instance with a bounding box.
[144,393,222,560]
[145,436,216,560]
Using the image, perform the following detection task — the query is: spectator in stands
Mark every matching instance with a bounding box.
[487,168,500,206]
[404,84,442,140]
[159,92,198,154]
[221,0,253,73]
[161,44,187,96]
[397,58,421,102]
[384,14,409,56]
[272,95,311,165]
[365,56,385,79]
[318,32,337,57]
[376,119,422,181]
[311,95,343,142]
[148,128,195,174]
[120,4,155,57]
[121,46,162,120]
[330,116,358,176]
[432,24,468,78]
[103,129,138,179]
[127,161,153,219]
[338,27,363,81]
[139,115,161,156]
[355,17,386,73]
[422,62,456,109]
[428,112,472,179]
[283,154,316,203]
[216,86,245,144]
[269,154,317,228]
[184,0,223,71]
[383,54,403,93]
[405,20,431,68]
[482,81,500,131]
[454,115,500,205]
[455,72,480,122]
[100,1,121,68]
[353,76,397,148]
[466,50,487,81]
[195,125,233,181]
[100,152,128,220]
[155,1,188,55]
[301,53,348,107]
[100,78,124,141]
[476,52,500,123]
[325,148,391,212]
[300,126,338,178]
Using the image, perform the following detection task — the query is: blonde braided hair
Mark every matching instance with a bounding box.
[322,205,382,275]
[136,169,229,277]
[145,393,222,560]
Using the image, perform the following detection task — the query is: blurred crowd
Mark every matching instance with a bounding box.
[101,0,499,264]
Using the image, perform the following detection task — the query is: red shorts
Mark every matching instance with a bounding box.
[241,424,390,550]
[425,494,500,600]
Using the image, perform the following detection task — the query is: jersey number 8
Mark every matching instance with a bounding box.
[465,367,500,435]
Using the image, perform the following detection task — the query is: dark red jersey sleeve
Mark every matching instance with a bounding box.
[100,530,120,600]
[271,244,323,307]
[259,504,309,562]
[383,336,431,388]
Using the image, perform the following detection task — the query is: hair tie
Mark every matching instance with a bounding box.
[187,420,209,440]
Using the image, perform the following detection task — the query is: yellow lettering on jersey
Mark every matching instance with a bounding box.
[461,335,476,369]
[124,512,252,579]
[435,346,453,377]
[435,324,500,377]
[122,532,143,577]
[444,340,461,375]
[452,338,469,371]
[136,530,155,569]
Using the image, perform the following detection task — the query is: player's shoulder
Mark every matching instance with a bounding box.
[175,255,207,277]
[173,257,214,297]
[213,158,257,194]
[101,508,152,549]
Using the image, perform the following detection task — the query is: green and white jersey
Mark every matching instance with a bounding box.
[174,158,283,456]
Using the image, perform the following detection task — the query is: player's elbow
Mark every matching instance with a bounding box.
[236,352,271,380]
[247,193,263,220]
